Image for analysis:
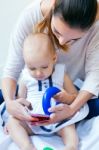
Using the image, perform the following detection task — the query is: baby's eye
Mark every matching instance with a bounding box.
[30,68,36,71]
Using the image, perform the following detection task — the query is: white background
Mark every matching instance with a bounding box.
[0,0,32,85]
[0,0,32,67]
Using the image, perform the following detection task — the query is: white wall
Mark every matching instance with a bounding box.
[0,0,32,68]
[0,0,32,86]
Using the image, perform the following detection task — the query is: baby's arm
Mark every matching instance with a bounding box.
[63,73,78,104]
[64,73,77,94]
[54,74,78,104]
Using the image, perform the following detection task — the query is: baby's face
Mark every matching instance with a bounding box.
[26,51,57,81]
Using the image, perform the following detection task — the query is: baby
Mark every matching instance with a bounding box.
[7,33,79,150]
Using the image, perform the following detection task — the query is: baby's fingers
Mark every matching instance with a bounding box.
[53,92,61,100]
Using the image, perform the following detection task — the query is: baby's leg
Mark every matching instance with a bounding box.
[57,124,78,150]
[7,116,37,150]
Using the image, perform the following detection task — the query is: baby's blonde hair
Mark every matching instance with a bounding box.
[23,32,56,58]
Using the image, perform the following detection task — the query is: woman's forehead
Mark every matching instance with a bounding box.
[51,15,86,38]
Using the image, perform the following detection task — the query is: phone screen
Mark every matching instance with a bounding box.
[30,114,50,123]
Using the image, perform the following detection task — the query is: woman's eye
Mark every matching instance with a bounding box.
[42,66,48,69]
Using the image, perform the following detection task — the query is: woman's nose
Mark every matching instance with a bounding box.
[59,37,65,45]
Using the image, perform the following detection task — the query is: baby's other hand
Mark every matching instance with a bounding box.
[53,89,70,103]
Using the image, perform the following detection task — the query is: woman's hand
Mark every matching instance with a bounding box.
[48,103,75,123]
[6,98,33,121]
[33,103,75,126]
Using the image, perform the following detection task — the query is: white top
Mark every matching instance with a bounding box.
[21,64,65,114]
[3,0,99,96]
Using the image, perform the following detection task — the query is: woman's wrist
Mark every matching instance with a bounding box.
[5,99,14,111]
[70,90,93,115]
[69,103,78,116]
[65,93,77,104]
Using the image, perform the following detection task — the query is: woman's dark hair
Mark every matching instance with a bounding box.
[34,0,98,51]
[54,0,98,30]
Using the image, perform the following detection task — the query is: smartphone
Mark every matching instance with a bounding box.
[30,114,50,123]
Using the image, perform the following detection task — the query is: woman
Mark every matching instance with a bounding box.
[1,0,99,125]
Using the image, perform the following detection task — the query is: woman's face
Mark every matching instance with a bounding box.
[51,15,86,45]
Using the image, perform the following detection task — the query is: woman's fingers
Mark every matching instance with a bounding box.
[21,106,33,121]
[11,105,30,121]
[49,111,67,124]
[7,99,33,121]
[18,98,32,108]
[29,104,73,125]
[49,113,59,123]
[48,103,65,112]
[48,104,74,124]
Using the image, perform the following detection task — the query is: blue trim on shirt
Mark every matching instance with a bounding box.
[40,126,52,132]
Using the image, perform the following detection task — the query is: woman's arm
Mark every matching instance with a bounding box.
[17,80,27,99]
[47,90,92,124]
[2,78,32,121]
[1,1,43,120]
[2,78,17,103]
[70,90,93,113]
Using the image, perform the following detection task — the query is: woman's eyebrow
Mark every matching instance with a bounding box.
[71,38,81,40]
[66,38,81,43]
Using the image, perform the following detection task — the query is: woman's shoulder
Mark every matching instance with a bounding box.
[18,0,43,24]
[88,20,99,41]
[83,20,99,52]
[23,0,51,20]
[10,0,44,54]
[81,20,99,46]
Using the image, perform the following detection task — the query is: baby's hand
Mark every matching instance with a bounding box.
[54,89,77,104]
[53,89,70,104]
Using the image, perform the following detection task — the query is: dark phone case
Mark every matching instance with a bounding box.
[31,114,50,122]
